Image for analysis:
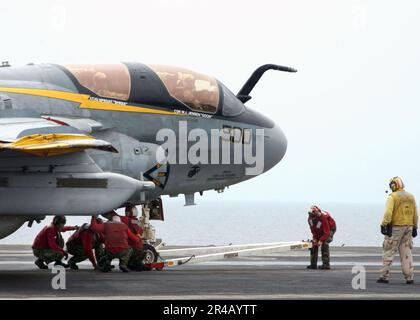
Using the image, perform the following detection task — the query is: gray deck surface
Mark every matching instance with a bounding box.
[0,245,419,299]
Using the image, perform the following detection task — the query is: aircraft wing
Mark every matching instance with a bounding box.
[0,116,104,142]
[0,116,154,216]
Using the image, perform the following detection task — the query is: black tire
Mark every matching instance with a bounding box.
[128,244,158,271]
[139,244,158,271]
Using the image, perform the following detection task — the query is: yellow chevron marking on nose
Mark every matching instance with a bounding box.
[0,87,183,116]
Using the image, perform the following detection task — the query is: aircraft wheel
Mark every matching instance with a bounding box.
[139,244,158,271]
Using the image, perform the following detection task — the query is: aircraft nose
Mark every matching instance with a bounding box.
[263,124,287,172]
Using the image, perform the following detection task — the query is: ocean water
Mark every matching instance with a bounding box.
[0,200,401,247]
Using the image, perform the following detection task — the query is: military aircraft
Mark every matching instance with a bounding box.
[0,62,295,240]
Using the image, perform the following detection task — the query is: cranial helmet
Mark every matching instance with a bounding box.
[125,205,138,217]
[308,205,321,216]
[389,176,405,192]
[53,215,66,226]
[112,215,121,223]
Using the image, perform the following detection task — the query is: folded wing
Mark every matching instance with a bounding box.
[0,133,117,157]
[0,115,154,215]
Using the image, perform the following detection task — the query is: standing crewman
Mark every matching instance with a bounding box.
[66,218,105,270]
[32,216,78,269]
[377,177,418,284]
[90,214,140,272]
[307,205,337,270]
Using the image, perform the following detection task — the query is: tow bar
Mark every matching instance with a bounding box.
[144,241,312,270]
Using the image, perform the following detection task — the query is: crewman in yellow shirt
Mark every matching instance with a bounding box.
[377,177,418,284]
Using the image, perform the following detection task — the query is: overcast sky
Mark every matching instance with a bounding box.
[1,0,419,204]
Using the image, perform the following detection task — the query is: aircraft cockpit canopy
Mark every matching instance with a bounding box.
[63,63,244,117]
[220,83,246,117]
[148,64,219,114]
[64,64,131,101]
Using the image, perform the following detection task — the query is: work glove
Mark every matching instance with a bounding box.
[412,227,418,238]
[381,224,392,237]
[380,225,387,236]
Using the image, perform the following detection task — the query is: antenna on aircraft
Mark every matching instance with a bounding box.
[237,64,297,103]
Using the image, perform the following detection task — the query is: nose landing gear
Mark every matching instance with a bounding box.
[127,198,164,271]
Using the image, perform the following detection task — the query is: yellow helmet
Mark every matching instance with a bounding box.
[389,176,405,192]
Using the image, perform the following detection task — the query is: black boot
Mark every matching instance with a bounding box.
[35,258,48,270]
[376,278,389,284]
[68,258,78,270]
[406,280,414,284]
[54,260,69,268]
[100,265,112,272]
[318,264,330,270]
[119,265,130,273]
[98,255,112,272]
[306,264,317,269]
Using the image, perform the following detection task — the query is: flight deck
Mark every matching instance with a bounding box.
[0,245,419,299]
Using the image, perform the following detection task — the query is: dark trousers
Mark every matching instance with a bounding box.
[310,227,336,266]
[67,242,104,265]
[311,243,330,266]
[98,248,132,271]
[33,248,64,264]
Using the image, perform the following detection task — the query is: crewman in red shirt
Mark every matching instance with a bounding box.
[307,205,337,270]
[90,214,140,272]
[122,205,145,271]
[66,218,105,270]
[32,215,78,269]
[121,205,143,242]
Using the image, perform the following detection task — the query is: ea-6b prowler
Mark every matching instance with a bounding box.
[0,62,295,240]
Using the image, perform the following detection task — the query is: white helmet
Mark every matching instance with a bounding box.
[112,215,121,223]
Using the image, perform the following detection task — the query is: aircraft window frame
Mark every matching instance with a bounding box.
[221,84,246,117]
[63,64,131,101]
[148,64,220,114]
[243,129,252,144]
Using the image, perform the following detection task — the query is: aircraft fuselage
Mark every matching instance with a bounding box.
[0,63,287,202]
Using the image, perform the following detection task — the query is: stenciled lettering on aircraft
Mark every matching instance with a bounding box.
[88,96,128,106]
[174,109,213,119]
[156,121,265,176]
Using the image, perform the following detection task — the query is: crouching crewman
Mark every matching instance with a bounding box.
[32,215,78,269]
[122,205,145,271]
[90,214,140,273]
[66,218,105,270]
